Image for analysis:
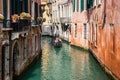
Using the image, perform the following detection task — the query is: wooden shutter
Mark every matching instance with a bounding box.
[73,0,76,12]
[25,0,28,12]
[81,0,84,11]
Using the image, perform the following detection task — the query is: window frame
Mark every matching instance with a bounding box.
[74,23,77,38]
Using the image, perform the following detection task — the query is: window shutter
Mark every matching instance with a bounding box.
[87,0,90,9]
[87,0,93,9]
[25,0,28,12]
[90,0,93,7]
[81,0,84,11]
[3,0,7,19]
[15,0,19,14]
[3,0,7,28]
[73,0,76,12]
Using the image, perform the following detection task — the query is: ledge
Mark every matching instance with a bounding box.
[2,28,13,31]
[89,49,118,80]
[70,43,89,52]
[31,25,40,27]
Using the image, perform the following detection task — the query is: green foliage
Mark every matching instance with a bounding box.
[37,17,46,23]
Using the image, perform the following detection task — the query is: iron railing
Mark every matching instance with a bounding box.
[11,19,31,32]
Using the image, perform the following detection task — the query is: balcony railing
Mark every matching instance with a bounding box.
[60,17,71,23]
[0,20,12,28]
[11,19,31,32]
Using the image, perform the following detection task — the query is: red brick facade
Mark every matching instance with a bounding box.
[71,11,89,49]
[71,0,120,79]
[89,1,120,79]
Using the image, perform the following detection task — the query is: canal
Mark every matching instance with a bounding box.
[19,37,111,80]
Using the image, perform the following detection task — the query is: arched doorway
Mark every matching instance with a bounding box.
[13,42,20,76]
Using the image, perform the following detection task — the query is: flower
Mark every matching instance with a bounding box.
[12,14,19,22]
[20,12,31,20]
[0,14,4,21]
[37,17,46,23]
[31,17,34,22]
[37,17,42,22]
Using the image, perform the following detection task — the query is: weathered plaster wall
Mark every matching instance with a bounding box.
[71,11,89,49]
[89,0,120,79]
[71,0,120,79]
[10,26,41,77]
[0,0,2,14]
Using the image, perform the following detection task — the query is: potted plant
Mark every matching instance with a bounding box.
[37,17,46,24]
[31,17,34,22]
[20,12,31,20]
[12,14,19,22]
[0,14,4,21]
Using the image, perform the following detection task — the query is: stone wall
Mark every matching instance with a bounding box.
[10,26,41,78]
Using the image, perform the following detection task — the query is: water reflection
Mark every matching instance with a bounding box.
[19,37,111,80]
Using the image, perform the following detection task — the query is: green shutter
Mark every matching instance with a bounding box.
[19,1,23,13]
[25,0,28,12]
[90,0,93,8]
[14,0,19,14]
[3,0,7,19]
[81,0,84,11]
[73,0,75,12]
[87,0,90,9]
[11,0,15,14]
[3,0,7,27]
[87,0,93,9]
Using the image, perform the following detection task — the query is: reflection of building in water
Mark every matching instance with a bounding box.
[70,47,90,79]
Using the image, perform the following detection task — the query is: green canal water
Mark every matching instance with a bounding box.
[19,37,111,80]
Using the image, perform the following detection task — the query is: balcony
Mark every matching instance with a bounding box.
[11,19,31,32]
[46,0,52,3]
[0,20,13,31]
[60,17,71,23]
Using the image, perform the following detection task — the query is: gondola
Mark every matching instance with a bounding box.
[53,38,62,47]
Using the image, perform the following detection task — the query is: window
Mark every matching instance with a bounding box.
[95,24,98,46]
[87,0,93,9]
[3,0,7,28]
[94,0,97,6]
[74,23,77,38]
[35,2,38,19]
[98,0,102,4]
[82,23,87,39]
[11,0,28,15]
[90,23,93,42]
[109,24,115,53]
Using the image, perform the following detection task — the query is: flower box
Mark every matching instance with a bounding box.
[0,14,4,21]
